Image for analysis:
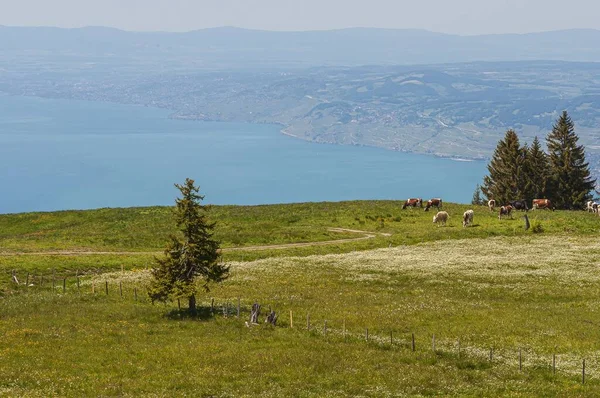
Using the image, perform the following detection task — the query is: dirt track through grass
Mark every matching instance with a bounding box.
[0,227,391,256]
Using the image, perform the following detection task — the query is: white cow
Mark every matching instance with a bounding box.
[488,199,496,212]
[462,210,474,227]
[433,211,449,226]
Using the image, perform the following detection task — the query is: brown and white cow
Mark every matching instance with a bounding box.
[586,201,599,213]
[498,205,513,219]
[424,198,442,212]
[586,201,594,212]
[462,210,474,227]
[433,211,449,226]
[532,199,554,211]
[488,199,496,212]
[402,198,422,209]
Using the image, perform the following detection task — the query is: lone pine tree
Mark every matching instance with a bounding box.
[481,129,528,205]
[149,178,229,313]
[546,111,596,209]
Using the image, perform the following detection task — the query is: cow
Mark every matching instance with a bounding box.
[462,209,474,227]
[402,198,422,209]
[433,211,449,226]
[532,199,554,211]
[586,201,599,213]
[424,198,443,212]
[508,200,528,212]
[498,205,513,219]
[488,199,496,212]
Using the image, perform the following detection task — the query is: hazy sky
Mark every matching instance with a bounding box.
[0,0,598,35]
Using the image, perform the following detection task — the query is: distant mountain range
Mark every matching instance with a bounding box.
[2,25,600,67]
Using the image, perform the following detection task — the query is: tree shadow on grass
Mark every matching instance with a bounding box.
[165,305,215,321]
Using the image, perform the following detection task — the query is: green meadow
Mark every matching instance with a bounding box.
[2,201,600,396]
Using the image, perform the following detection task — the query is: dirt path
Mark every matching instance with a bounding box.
[0,228,392,256]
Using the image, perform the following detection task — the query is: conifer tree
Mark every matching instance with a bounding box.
[522,136,549,203]
[481,129,527,205]
[149,178,228,313]
[471,184,484,205]
[546,111,596,209]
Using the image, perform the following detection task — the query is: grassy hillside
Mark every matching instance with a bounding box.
[2,200,599,284]
[2,235,600,396]
[2,201,600,396]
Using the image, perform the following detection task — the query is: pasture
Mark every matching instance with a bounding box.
[1,201,600,396]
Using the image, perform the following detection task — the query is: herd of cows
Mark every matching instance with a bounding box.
[401,197,600,228]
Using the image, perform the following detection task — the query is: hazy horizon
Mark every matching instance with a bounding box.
[2,23,600,36]
[1,0,599,36]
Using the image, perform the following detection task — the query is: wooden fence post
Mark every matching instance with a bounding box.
[324,320,327,335]
[290,310,293,328]
[390,330,393,346]
[105,281,109,295]
[211,298,214,315]
[490,347,493,362]
[63,278,66,293]
[237,297,240,318]
[412,333,416,352]
[119,282,123,297]
[583,359,586,384]
[77,276,80,290]
[366,328,369,342]
[458,339,461,358]
[553,353,556,375]
[519,348,522,371]
[307,313,310,331]
[432,334,435,352]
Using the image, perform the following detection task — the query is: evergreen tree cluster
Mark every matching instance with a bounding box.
[481,111,596,210]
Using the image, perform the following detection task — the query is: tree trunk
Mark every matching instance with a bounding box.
[189,294,197,314]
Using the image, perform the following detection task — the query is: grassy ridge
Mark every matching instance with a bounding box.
[1,200,599,253]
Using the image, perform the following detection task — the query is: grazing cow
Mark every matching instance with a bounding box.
[532,199,554,211]
[488,199,496,212]
[433,211,449,226]
[462,209,474,227]
[402,198,422,209]
[424,198,443,212]
[586,201,599,213]
[498,205,513,219]
[508,200,528,212]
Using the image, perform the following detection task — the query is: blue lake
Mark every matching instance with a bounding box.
[0,95,487,214]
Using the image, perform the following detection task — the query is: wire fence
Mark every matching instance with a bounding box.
[5,270,597,385]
